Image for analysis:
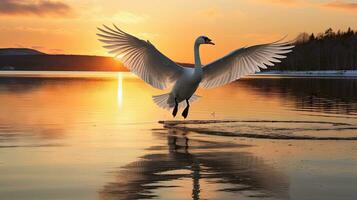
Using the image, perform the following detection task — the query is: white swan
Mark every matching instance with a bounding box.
[97,24,294,118]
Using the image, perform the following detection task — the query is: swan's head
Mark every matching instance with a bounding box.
[196,36,215,45]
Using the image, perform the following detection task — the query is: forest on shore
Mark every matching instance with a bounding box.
[275,28,357,71]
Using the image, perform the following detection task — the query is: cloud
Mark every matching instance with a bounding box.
[0,0,73,17]
[267,0,296,5]
[199,8,221,19]
[256,0,298,6]
[323,0,357,11]
[113,11,148,24]
[49,48,64,54]
[197,7,245,21]
[31,45,44,50]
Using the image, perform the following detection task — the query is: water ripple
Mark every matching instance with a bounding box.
[160,120,357,140]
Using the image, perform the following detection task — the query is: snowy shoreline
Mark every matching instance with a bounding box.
[252,70,357,77]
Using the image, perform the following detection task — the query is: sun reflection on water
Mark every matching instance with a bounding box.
[117,72,123,109]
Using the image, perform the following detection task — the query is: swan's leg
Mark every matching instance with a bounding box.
[172,98,178,117]
[182,99,190,118]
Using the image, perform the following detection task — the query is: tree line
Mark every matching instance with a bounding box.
[274,28,357,71]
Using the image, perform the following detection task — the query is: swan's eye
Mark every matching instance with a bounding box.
[203,37,210,42]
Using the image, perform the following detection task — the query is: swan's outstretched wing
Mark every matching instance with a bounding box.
[200,40,294,89]
[97,25,184,90]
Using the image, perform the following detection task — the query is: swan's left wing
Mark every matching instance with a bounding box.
[97,24,184,90]
[200,40,294,89]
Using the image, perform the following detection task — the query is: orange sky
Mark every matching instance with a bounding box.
[0,0,357,63]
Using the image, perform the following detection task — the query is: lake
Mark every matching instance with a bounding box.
[1,71,357,200]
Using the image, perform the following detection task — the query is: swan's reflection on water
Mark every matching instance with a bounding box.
[99,129,289,200]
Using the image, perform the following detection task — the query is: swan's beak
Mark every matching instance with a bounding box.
[207,41,215,45]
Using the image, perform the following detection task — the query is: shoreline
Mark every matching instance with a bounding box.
[252,70,357,77]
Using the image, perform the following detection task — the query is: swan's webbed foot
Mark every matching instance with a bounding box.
[172,98,178,117]
[182,99,190,119]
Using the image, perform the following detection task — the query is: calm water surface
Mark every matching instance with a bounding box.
[0,72,357,200]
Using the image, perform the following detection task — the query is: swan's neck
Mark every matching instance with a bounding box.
[194,43,201,68]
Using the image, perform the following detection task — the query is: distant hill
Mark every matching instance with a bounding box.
[0,54,128,71]
[0,47,128,71]
[0,48,193,71]
[0,48,46,55]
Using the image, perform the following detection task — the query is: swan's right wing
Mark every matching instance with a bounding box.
[97,24,184,90]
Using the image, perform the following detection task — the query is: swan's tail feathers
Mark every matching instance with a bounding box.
[188,94,201,104]
[152,93,201,110]
[152,93,173,110]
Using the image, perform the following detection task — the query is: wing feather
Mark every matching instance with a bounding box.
[201,40,294,89]
[97,25,183,90]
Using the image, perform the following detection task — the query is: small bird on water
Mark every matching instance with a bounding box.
[97,24,294,118]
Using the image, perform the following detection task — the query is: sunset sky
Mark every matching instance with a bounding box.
[0,0,357,63]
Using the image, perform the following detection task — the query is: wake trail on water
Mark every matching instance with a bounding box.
[159,120,357,140]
